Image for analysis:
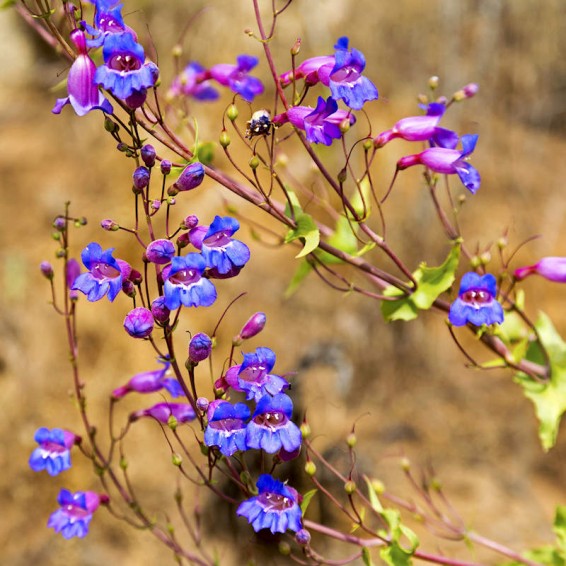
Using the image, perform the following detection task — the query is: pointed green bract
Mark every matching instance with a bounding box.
[515,312,566,450]
[381,242,461,322]
[284,188,320,258]
[300,488,317,515]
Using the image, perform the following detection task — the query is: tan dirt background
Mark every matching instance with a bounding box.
[1,1,566,564]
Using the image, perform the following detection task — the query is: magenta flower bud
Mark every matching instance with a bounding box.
[40,261,54,280]
[130,402,196,424]
[128,268,143,285]
[188,333,212,364]
[454,83,479,101]
[183,215,199,229]
[160,159,172,175]
[173,162,205,192]
[151,200,161,211]
[177,232,190,249]
[141,144,156,167]
[133,166,150,190]
[239,312,266,340]
[295,528,311,546]
[100,219,119,231]
[53,216,66,231]
[151,296,171,323]
[196,397,209,412]
[514,257,566,283]
[122,279,136,297]
[124,307,154,338]
[146,239,175,265]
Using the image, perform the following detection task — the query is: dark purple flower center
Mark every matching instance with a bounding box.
[461,288,493,305]
[210,418,245,432]
[254,411,286,428]
[91,262,121,281]
[258,491,294,511]
[203,231,231,247]
[169,268,200,286]
[109,52,142,72]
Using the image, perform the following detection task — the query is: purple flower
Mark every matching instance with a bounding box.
[130,402,196,424]
[239,312,267,340]
[279,55,335,87]
[83,0,135,48]
[374,102,458,148]
[48,489,106,539]
[29,428,79,476]
[188,332,212,364]
[449,272,504,327]
[189,216,250,277]
[112,359,184,399]
[168,62,219,101]
[236,474,302,534]
[204,400,251,457]
[221,347,289,402]
[95,31,159,108]
[123,307,154,338]
[52,29,113,116]
[146,239,176,265]
[515,257,566,283]
[246,393,301,454]
[163,254,217,310]
[209,55,264,102]
[327,37,378,110]
[173,162,205,192]
[397,134,481,194]
[72,242,123,302]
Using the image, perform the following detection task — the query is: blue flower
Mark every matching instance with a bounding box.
[95,32,159,107]
[204,400,250,457]
[449,272,504,327]
[29,428,78,476]
[72,242,123,302]
[163,254,217,310]
[246,394,301,454]
[209,55,264,102]
[83,0,131,48]
[48,489,105,539]
[237,474,302,534]
[189,216,250,277]
[328,37,378,110]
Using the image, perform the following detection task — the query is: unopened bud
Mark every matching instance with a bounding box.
[151,200,161,211]
[337,167,347,183]
[346,432,357,448]
[344,480,357,494]
[497,236,508,249]
[196,397,209,412]
[100,219,119,231]
[278,542,291,556]
[400,457,411,472]
[339,118,351,134]
[53,216,66,231]
[141,144,156,168]
[188,333,212,364]
[239,312,266,340]
[182,215,199,229]
[160,159,172,175]
[177,232,190,248]
[172,44,182,58]
[291,37,301,56]
[104,117,119,133]
[174,162,205,192]
[305,461,317,476]
[428,75,439,90]
[219,130,231,148]
[300,422,311,439]
[172,453,182,466]
[40,261,54,280]
[479,251,492,265]
[227,104,239,122]
[249,155,260,170]
[363,139,373,151]
[454,82,479,102]
[295,528,310,546]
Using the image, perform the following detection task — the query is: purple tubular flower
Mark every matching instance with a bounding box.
[188,332,212,364]
[52,29,113,116]
[163,254,217,310]
[48,489,106,539]
[239,312,267,340]
[146,239,176,264]
[328,37,378,110]
[112,359,184,399]
[209,55,264,102]
[29,428,79,476]
[449,272,504,327]
[189,216,250,277]
[169,62,219,101]
[223,347,289,401]
[72,242,123,302]
[515,257,566,283]
[204,400,251,457]
[173,162,205,192]
[397,134,481,194]
[279,55,335,87]
[236,474,302,534]
[274,97,355,146]
[130,402,196,424]
[95,31,159,107]
[123,307,154,338]
[246,393,301,453]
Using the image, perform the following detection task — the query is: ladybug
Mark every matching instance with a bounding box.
[245,110,274,139]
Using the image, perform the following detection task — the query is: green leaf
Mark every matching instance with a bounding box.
[365,477,384,513]
[554,506,566,550]
[300,489,317,515]
[380,543,414,566]
[381,243,461,322]
[284,260,313,298]
[315,216,359,265]
[350,176,373,220]
[362,547,375,566]
[285,212,320,258]
[195,141,215,166]
[515,312,566,450]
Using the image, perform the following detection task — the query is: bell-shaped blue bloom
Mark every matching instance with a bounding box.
[237,474,302,534]
[48,489,105,539]
[246,394,301,454]
[328,37,378,110]
[163,253,217,310]
[189,216,250,277]
[72,242,123,302]
[204,400,251,457]
[449,272,504,327]
[29,428,78,476]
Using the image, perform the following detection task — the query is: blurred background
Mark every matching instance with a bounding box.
[1,0,566,564]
